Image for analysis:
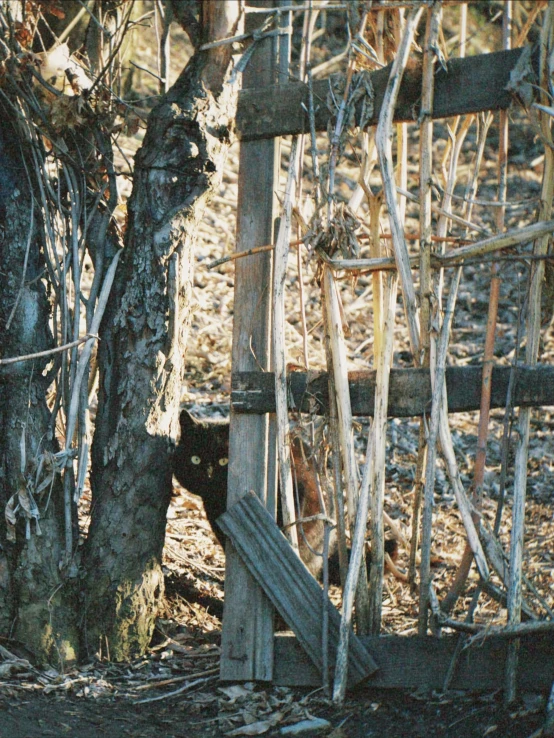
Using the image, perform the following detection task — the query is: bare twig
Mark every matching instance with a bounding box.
[0,336,96,366]
[411,3,441,594]
[273,137,299,551]
[5,199,34,332]
[506,2,554,704]
[206,244,275,270]
[323,267,370,633]
[368,266,398,633]
[375,6,424,360]
[134,674,218,704]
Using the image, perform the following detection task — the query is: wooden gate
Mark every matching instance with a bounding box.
[218,0,554,701]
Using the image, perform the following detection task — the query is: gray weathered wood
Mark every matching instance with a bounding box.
[219,1,278,682]
[218,492,378,687]
[237,47,530,141]
[232,364,554,417]
[273,633,554,691]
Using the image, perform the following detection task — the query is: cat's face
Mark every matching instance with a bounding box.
[174,410,229,499]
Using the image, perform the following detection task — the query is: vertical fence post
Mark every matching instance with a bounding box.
[220,0,280,682]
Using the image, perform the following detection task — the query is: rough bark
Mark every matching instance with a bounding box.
[83,3,242,660]
[0,113,78,665]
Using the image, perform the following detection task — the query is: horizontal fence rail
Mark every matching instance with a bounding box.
[232,363,554,417]
[236,47,530,140]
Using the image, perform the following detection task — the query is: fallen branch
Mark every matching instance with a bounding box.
[465,620,554,647]
[134,675,218,704]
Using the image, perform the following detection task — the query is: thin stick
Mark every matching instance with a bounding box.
[5,199,35,331]
[515,1,546,46]
[409,422,426,590]
[157,0,172,94]
[441,109,494,614]
[273,137,299,551]
[367,4,408,632]
[419,2,441,370]
[324,319,349,590]
[464,619,554,646]
[411,3,441,595]
[132,667,219,691]
[397,186,488,235]
[326,219,554,274]
[327,56,356,224]
[443,4,510,618]
[368,268,398,632]
[246,2,346,13]
[460,112,491,221]
[419,268,474,632]
[64,251,121,452]
[208,229,477,271]
[369,192,384,389]
[506,2,554,704]
[331,406,374,704]
[292,0,314,373]
[333,265,398,698]
[206,243,275,269]
[375,6,424,360]
[321,522,330,696]
[134,675,218,704]
[0,335,96,366]
[334,8,420,703]
[440,220,554,265]
[323,267,370,633]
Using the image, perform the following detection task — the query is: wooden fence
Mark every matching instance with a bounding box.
[218,1,554,698]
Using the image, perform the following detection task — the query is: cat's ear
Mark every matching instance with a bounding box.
[179,409,197,433]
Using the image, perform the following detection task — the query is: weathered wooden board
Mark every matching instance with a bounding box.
[273,633,554,691]
[237,47,528,141]
[218,492,378,687]
[220,1,278,683]
[232,364,554,417]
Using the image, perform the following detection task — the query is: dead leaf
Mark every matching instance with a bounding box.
[225,712,284,736]
[219,684,254,701]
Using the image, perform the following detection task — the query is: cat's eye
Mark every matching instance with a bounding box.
[219,457,228,467]
[191,456,201,465]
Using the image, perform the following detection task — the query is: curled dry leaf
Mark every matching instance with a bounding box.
[49,95,88,132]
[219,684,255,701]
[225,712,285,736]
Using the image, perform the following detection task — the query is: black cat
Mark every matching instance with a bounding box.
[173,410,230,547]
[173,410,332,578]
[173,410,399,583]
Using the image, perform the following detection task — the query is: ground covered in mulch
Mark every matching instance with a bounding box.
[2,481,551,738]
[0,688,548,738]
[0,634,547,738]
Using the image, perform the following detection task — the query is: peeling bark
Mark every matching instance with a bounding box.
[0,116,78,665]
[83,3,242,660]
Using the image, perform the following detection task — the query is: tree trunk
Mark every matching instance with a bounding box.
[82,2,242,660]
[0,114,79,665]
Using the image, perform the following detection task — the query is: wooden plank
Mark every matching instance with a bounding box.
[232,364,554,417]
[237,47,529,141]
[273,633,554,691]
[218,492,378,687]
[220,1,278,683]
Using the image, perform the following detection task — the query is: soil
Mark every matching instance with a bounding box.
[1,488,550,738]
[2,483,550,738]
[0,678,546,738]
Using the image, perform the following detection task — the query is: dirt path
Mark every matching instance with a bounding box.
[1,683,546,738]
